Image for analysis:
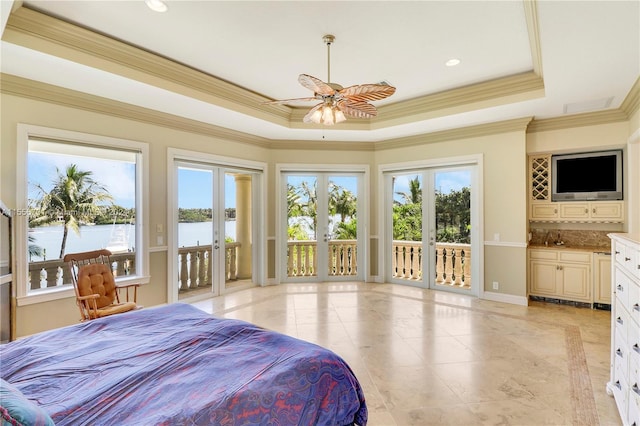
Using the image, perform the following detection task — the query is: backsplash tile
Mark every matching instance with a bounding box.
[529,228,611,248]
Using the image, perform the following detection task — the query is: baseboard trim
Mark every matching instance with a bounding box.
[482,291,529,306]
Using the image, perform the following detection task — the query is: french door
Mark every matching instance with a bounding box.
[171,160,259,301]
[385,165,478,295]
[282,171,364,282]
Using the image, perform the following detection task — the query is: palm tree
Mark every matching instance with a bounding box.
[395,175,422,205]
[329,183,356,223]
[33,164,113,259]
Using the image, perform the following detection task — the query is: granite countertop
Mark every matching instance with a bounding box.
[527,244,611,254]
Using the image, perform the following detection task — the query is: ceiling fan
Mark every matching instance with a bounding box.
[264,35,396,125]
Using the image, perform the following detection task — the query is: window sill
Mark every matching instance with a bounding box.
[17,275,151,306]
[17,286,74,306]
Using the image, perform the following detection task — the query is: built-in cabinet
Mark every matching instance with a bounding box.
[528,248,592,303]
[608,234,640,426]
[594,253,612,305]
[528,154,624,223]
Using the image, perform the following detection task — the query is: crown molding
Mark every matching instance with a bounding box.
[375,117,533,151]
[0,73,273,148]
[269,139,374,152]
[526,109,629,133]
[620,75,640,119]
[373,71,544,128]
[523,0,544,78]
[5,4,544,132]
[3,7,293,125]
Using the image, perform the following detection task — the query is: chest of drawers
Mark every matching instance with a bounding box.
[608,234,640,426]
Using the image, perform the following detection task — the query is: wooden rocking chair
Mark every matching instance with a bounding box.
[64,249,141,321]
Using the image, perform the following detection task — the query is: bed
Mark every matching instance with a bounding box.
[0,303,367,425]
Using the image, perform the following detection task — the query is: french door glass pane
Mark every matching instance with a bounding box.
[433,170,472,290]
[177,166,213,299]
[286,175,318,278]
[391,174,423,282]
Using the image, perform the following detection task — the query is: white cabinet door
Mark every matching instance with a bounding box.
[559,263,591,302]
[559,203,590,219]
[594,254,612,304]
[591,202,624,221]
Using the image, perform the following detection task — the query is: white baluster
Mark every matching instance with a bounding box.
[40,268,48,289]
[56,266,63,286]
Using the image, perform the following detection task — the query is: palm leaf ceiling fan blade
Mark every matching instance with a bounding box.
[336,99,378,119]
[298,74,335,96]
[263,97,319,105]
[339,84,396,102]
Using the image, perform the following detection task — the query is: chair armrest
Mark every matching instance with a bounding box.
[115,282,142,303]
[115,282,141,289]
[77,294,100,301]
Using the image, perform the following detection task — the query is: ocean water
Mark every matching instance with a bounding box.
[28,221,236,261]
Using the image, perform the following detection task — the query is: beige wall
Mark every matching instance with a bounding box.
[1,88,636,337]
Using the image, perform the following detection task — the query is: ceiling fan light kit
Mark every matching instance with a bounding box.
[265,34,396,126]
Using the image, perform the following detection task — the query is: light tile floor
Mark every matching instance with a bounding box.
[190,282,621,426]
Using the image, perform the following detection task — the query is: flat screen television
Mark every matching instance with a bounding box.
[551,150,623,201]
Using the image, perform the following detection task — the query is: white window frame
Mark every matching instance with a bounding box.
[15,124,150,306]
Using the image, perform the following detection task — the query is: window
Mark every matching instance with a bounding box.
[16,125,149,305]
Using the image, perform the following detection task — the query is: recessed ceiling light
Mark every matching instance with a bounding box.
[445,58,461,67]
[145,0,168,12]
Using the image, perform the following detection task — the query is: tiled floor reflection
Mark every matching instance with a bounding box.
[190,283,620,426]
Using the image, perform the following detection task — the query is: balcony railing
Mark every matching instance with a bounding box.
[287,239,470,288]
[27,240,470,291]
[392,241,471,288]
[177,243,240,291]
[28,251,138,291]
[26,243,241,293]
[287,240,358,278]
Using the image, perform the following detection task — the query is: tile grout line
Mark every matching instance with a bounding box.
[566,325,600,426]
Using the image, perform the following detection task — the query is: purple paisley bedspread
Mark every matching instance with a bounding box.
[0,303,367,425]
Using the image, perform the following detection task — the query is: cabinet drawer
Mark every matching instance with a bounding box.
[559,203,589,219]
[631,281,640,325]
[529,250,557,260]
[615,269,631,310]
[615,342,629,389]
[558,251,591,263]
[615,303,630,345]
[612,373,629,419]
[631,344,640,393]
[530,204,558,219]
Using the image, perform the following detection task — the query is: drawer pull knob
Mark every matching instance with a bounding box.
[615,251,620,255]
[633,383,640,396]
[634,303,640,312]
[616,348,624,357]
[625,257,631,261]
[616,317,624,325]
[617,284,624,292]
[614,380,622,390]
[634,343,640,354]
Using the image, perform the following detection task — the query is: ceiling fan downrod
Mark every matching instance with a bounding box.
[323,34,335,84]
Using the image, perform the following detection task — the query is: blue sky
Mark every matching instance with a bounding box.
[29,152,136,208]
[29,153,470,209]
